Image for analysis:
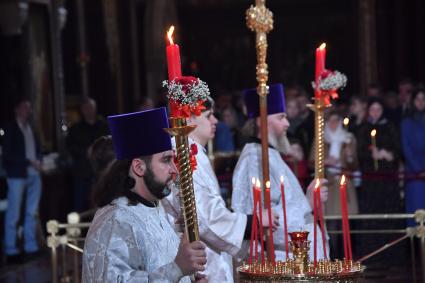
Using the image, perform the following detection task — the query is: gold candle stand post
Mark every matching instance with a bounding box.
[246,0,273,202]
[309,96,328,180]
[165,117,199,242]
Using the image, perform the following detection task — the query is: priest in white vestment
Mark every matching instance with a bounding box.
[162,77,279,283]
[82,108,207,283]
[232,84,329,261]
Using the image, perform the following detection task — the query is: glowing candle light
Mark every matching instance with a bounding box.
[370,129,378,171]
[343,117,349,130]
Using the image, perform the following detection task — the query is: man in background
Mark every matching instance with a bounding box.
[3,98,43,264]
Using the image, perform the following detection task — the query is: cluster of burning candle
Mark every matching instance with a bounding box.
[248,174,354,266]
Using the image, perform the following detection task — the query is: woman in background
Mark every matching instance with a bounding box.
[401,88,425,226]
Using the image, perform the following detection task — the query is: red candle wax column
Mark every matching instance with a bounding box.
[166,25,182,81]
[265,181,275,264]
[314,43,326,99]
[340,175,353,260]
[280,176,289,259]
[165,26,182,116]
[249,177,258,264]
[316,180,328,259]
[256,179,266,265]
[339,175,348,260]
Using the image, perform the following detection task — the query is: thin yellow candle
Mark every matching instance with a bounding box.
[370,129,378,170]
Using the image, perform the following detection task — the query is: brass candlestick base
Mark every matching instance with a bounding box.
[237,231,365,282]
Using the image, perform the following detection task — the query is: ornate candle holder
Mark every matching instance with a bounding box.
[237,231,365,282]
[289,231,310,275]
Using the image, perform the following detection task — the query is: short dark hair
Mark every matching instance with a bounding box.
[88,135,116,178]
[13,97,30,109]
[80,96,96,107]
[350,95,368,105]
[202,96,215,112]
[412,87,425,112]
[91,155,152,207]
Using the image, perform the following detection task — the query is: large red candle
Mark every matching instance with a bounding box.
[256,179,265,265]
[316,184,328,259]
[280,176,289,259]
[166,26,182,81]
[339,175,348,259]
[340,175,353,260]
[249,178,257,263]
[265,181,275,264]
[314,43,326,98]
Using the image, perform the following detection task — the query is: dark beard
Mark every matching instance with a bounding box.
[144,167,172,200]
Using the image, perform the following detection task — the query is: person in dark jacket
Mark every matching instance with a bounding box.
[356,98,405,265]
[66,97,109,212]
[401,88,425,226]
[2,98,43,264]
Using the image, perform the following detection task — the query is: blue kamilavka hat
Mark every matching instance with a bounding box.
[107,107,172,160]
[243,83,286,119]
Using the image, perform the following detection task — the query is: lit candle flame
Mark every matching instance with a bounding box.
[252,177,256,185]
[370,129,377,137]
[280,176,284,183]
[265,181,270,189]
[256,178,261,188]
[167,26,175,45]
[319,43,326,50]
[340,175,346,186]
[343,117,349,126]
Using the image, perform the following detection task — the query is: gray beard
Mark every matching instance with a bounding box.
[268,132,291,155]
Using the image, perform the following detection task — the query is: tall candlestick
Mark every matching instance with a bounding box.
[249,177,257,264]
[256,179,265,265]
[340,175,353,260]
[265,181,275,264]
[280,176,289,259]
[166,26,182,81]
[316,180,327,259]
[339,175,348,259]
[370,129,378,171]
[314,43,326,98]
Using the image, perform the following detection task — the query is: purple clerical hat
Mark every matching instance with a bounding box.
[107,107,172,160]
[243,84,286,118]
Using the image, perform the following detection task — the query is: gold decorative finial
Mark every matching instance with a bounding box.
[246,0,273,97]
